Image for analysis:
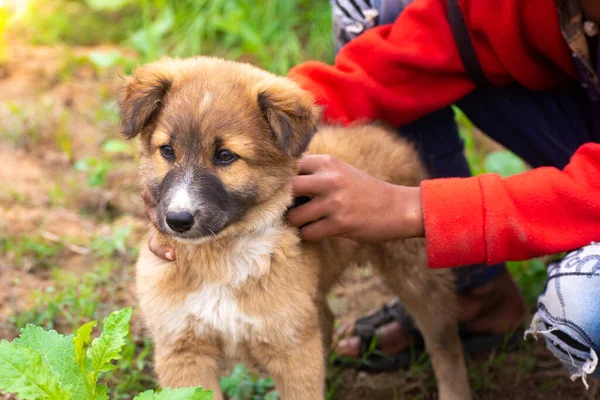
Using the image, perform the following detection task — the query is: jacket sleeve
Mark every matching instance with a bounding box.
[287,0,576,126]
[422,143,600,267]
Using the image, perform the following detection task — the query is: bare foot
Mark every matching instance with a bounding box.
[336,270,527,357]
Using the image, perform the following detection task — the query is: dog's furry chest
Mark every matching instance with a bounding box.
[137,226,307,349]
[180,283,263,344]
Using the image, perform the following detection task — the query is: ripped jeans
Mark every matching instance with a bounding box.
[526,243,600,387]
[332,0,600,386]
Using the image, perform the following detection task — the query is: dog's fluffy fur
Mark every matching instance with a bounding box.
[120,57,471,400]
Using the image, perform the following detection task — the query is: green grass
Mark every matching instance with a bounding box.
[0,234,63,271]
[74,139,135,188]
[0,101,43,150]
[220,365,278,400]
[9,0,334,76]
[10,262,114,331]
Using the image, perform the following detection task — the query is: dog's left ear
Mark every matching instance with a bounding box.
[119,64,174,139]
[256,78,321,158]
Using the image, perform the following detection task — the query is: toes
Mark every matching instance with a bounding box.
[337,337,361,357]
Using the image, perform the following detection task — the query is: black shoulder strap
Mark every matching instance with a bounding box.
[447,0,491,87]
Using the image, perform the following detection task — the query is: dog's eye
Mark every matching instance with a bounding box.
[160,145,175,160]
[215,149,237,165]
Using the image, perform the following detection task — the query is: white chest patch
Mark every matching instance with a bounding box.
[157,226,284,342]
[186,284,261,341]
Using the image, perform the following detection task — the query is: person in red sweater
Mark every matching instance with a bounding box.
[144,0,600,386]
[284,0,600,386]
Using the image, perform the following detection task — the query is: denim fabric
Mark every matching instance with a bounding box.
[332,0,600,385]
[526,243,600,386]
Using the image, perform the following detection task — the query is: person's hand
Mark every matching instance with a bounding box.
[287,155,425,243]
[142,189,175,261]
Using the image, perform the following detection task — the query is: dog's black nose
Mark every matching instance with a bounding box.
[165,211,195,233]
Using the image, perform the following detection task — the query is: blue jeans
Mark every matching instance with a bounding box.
[333,0,600,385]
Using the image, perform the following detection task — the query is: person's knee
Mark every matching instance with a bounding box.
[526,243,600,387]
[332,0,415,53]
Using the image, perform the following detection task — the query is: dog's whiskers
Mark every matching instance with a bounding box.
[205,226,225,250]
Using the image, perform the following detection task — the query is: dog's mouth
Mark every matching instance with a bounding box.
[160,221,226,245]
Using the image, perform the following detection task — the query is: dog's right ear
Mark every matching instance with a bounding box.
[119,67,173,139]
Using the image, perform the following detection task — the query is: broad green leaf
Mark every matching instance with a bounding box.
[134,387,214,400]
[14,325,86,398]
[0,341,69,400]
[89,307,132,374]
[484,151,527,178]
[85,0,133,11]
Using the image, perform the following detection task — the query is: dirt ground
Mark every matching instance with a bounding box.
[0,44,598,400]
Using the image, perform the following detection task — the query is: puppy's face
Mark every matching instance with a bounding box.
[119,57,319,242]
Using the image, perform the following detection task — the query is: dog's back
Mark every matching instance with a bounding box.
[309,124,426,187]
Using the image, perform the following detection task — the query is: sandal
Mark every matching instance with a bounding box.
[333,298,523,373]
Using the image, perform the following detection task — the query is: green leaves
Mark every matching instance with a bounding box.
[220,364,277,399]
[0,335,70,400]
[135,387,214,400]
[0,311,113,400]
[484,151,527,178]
[74,320,98,398]
[74,140,133,188]
[15,325,87,398]
[89,307,131,373]
[129,6,175,60]
[74,157,111,187]
[74,321,97,367]
[72,309,132,400]
[0,307,212,399]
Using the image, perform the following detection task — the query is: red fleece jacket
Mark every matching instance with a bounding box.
[288,0,600,268]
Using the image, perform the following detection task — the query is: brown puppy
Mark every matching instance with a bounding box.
[119,56,471,400]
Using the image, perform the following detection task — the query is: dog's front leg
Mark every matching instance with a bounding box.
[154,337,223,400]
[256,331,325,400]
